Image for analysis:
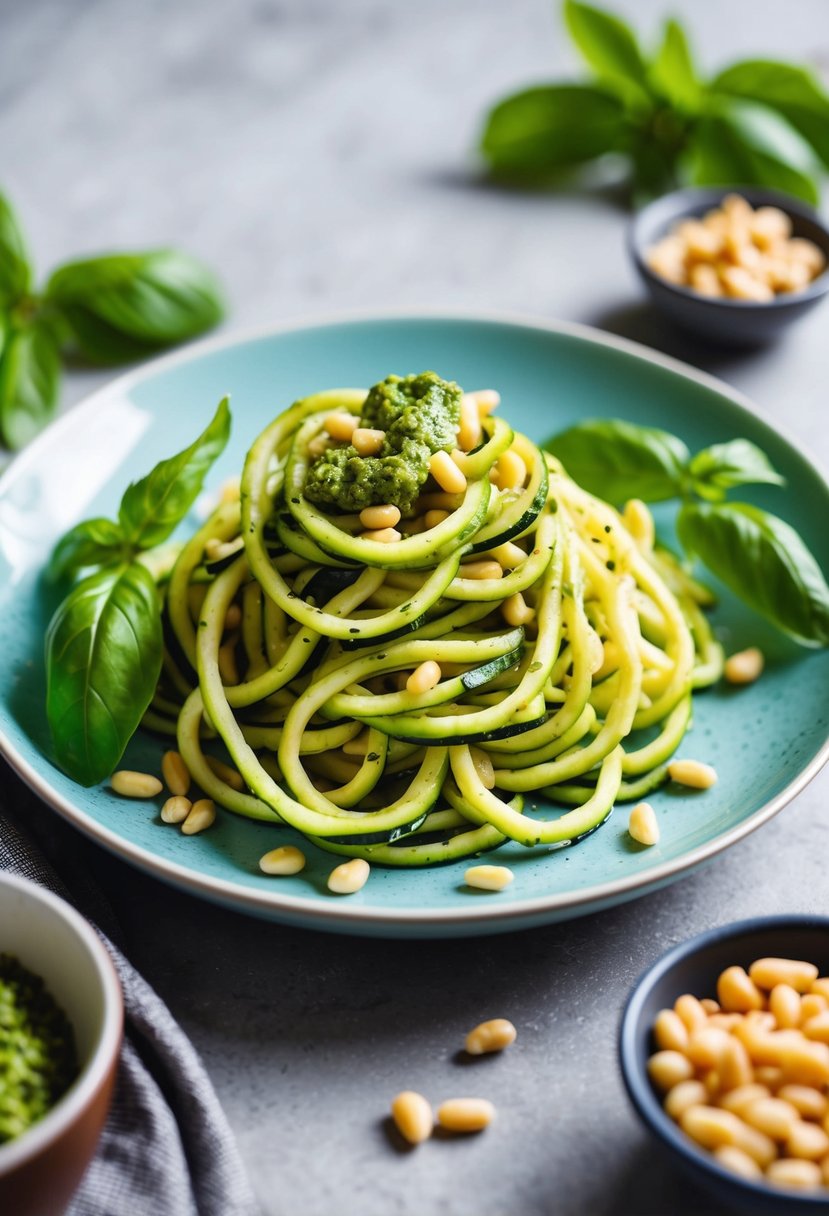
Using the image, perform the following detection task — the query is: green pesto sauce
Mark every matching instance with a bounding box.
[0,954,79,1144]
[303,370,463,514]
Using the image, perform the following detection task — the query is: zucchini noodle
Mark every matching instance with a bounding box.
[145,383,723,867]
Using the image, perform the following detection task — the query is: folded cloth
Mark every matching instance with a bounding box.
[0,771,262,1216]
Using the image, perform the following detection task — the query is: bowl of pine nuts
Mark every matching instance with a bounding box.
[620,916,829,1212]
[629,187,829,346]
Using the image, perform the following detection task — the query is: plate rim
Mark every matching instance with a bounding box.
[2,307,828,929]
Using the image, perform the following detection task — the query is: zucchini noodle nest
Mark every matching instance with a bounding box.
[149,380,724,867]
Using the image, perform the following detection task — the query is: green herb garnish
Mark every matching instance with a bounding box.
[480,1,829,203]
[46,399,231,785]
[0,189,225,450]
[0,954,78,1144]
[546,418,829,646]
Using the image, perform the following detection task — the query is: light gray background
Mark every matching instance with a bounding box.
[3,1,829,1213]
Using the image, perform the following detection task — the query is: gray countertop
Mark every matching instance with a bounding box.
[4,1,829,1213]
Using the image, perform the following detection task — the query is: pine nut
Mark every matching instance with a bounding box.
[705,1070,722,1098]
[622,498,655,549]
[465,865,513,892]
[182,798,216,835]
[708,1013,742,1031]
[465,1018,517,1055]
[424,508,450,529]
[488,542,527,569]
[786,1121,829,1161]
[391,1091,433,1145]
[469,747,496,791]
[327,858,370,894]
[788,238,826,275]
[766,1158,822,1189]
[721,265,775,302]
[770,984,802,1029]
[724,647,764,685]
[732,1120,777,1167]
[111,770,162,798]
[714,1145,763,1181]
[687,1027,732,1069]
[743,1097,800,1140]
[654,1010,689,1053]
[719,1084,771,1118]
[689,263,723,297]
[800,994,829,1023]
[668,759,717,789]
[161,750,190,797]
[359,504,401,530]
[467,389,500,417]
[754,1066,785,1089]
[812,978,829,1001]
[750,206,792,248]
[646,239,686,283]
[779,1041,829,1086]
[429,450,467,494]
[675,994,708,1033]
[680,1105,742,1150]
[700,998,720,1015]
[778,1086,828,1120]
[456,394,482,451]
[803,1012,829,1043]
[352,428,385,456]
[501,592,535,628]
[718,966,764,1013]
[224,603,243,632]
[406,661,441,696]
[360,527,402,543]
[307,435,331,459]
[720,1038,754,1092]
[436,1098,495,1133]
[161,795,192,824]
[491,450,527,491]
[750,959,819,993]
[259,846,306,876]
[648,1051,694,1091]
[460,561,502,581]
[628,802,659,846]
[325,412,359,442]
[665,1080,707,1120]
[205,755,245,791]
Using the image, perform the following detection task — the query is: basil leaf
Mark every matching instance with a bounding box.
[0,320,61,450]
[481,84,625,176]
[46,250,224,364]
[50,518,126,581]
[0,193,32,307]
[712,60,829,168]
[546,418,689,504]
[677,501,829,647]
[564,0,650,103]
[118,396,230,549]
[650,20,700,112]
[688,439,785,501]
[45,563,163,785]
[687,99,820,204]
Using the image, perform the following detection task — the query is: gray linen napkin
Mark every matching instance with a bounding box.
[0,775,261,1216]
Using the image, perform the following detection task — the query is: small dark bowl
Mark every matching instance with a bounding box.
[629,186,829,346]
[620,916,829,1214]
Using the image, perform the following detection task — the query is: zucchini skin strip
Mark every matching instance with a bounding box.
[146,384,704,867]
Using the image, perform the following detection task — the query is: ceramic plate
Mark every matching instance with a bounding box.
[1,313,828,937]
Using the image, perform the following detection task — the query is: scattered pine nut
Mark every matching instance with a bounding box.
[468,389,500,417]
[501,592,535,628]
[429,450,467,494]
[436,1098,495,1133]
[465,865,514,892]
[668,759,717,790]
[352,428,385,456]
[725,648,764,685]
[111,770,162,799]
[456,394,482,451]
[465,1018,516,1055]
[424,509,450,530]
[307,435,331,459]
[459,560,502,581]
[360,527,402,543]
[327,858,370,894]
[161,795,192,824]
[205,755,245,791]
[750,959,819,994]
[162,750,191,797]
[628,801,659,846]
[469,747,496,791]
[391,1091,433,1145]
[181,798,216,835]
[491,450,526,491]
[359,504,401,530]
[325,412,359,442]
[714,1144,763,1181]
[406,661,442,696]
[718,967,764,1014]
[766,1158,822,1190]
[259,846,306,876]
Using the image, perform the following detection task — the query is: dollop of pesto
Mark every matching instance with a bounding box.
[303,371,462,514]
[0,954,78,1144]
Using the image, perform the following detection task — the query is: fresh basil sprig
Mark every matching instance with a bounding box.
[481,1,829,203]
[0,188,224,451]
[546,417,829,647]
[46,398,231,785]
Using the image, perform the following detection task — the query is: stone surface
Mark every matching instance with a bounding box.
[3,1,829,1212]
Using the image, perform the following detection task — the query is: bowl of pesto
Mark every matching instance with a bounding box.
[0,873,122,1216]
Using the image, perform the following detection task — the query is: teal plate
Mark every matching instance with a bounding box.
[1,313,828,937]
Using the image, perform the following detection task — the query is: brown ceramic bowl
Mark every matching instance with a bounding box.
[0,873,122,1216]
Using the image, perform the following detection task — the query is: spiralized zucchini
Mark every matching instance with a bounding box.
[149,385,723,867]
